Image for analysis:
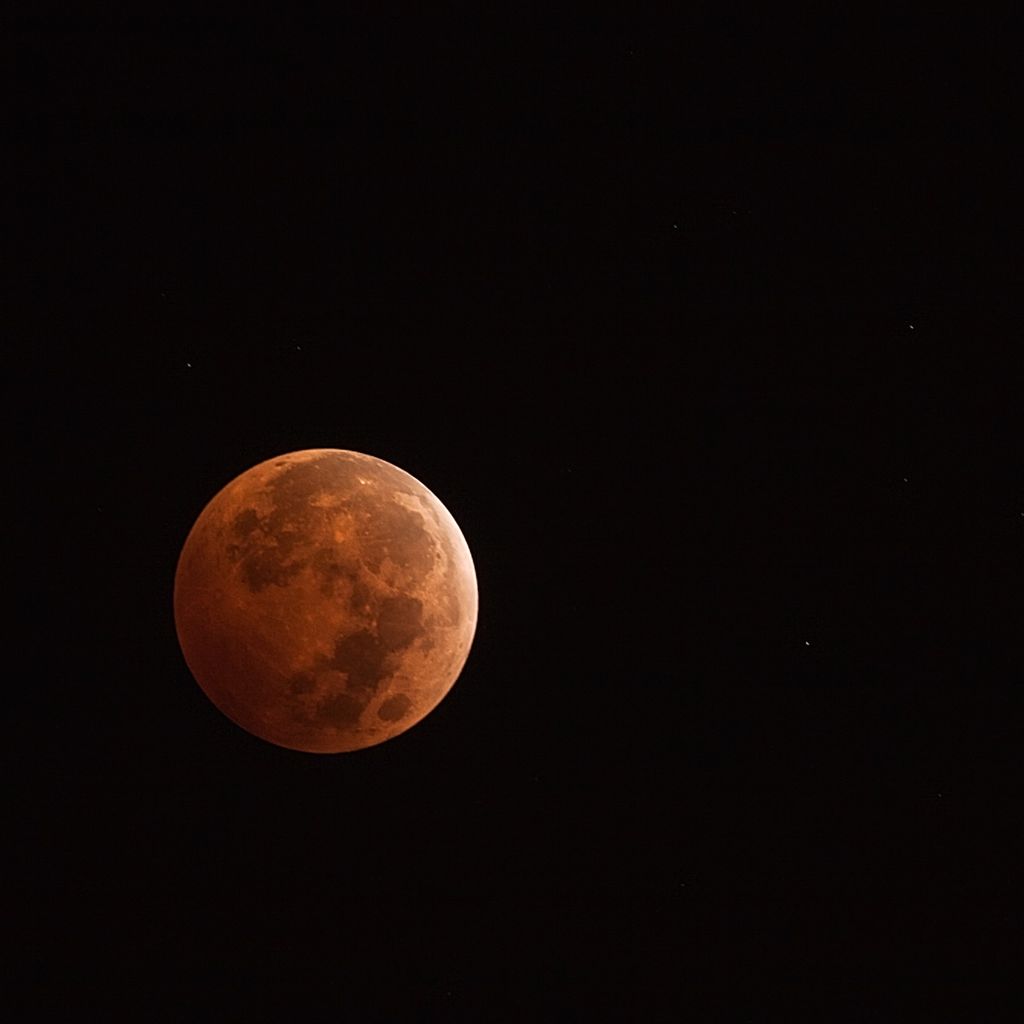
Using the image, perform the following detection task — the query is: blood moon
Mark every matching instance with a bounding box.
[173,449,478,753]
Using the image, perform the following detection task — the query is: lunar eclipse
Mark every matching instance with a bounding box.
[173,449,478,753]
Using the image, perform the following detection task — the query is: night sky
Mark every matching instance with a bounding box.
[9,14,1022,1021]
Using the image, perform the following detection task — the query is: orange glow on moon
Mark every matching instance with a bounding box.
[173,449,478,753]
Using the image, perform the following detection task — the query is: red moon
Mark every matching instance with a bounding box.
[173,449,478,753]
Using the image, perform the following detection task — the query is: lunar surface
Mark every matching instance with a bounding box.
[173,449,478,753]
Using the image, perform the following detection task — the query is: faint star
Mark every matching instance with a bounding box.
[908,323,915,329]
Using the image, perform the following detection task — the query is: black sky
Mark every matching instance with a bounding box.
[8,13,1022,1022]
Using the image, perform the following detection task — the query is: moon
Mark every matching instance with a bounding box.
[173,449,478,753]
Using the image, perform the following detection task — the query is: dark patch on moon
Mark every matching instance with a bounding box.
[377,693,412,722]
[267,456,333,509]
[272,527,304,559]
[351,494,435,578]
[288,672,316,695]
[227,465,334,592]
[329,629,389,695]
[316,690,364,727]
[377,596,424,651]
[267,453,364,515]
[349,578,372,613]
[231,507,262,539]
[311,546,359,597]
[239,547,306,592]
